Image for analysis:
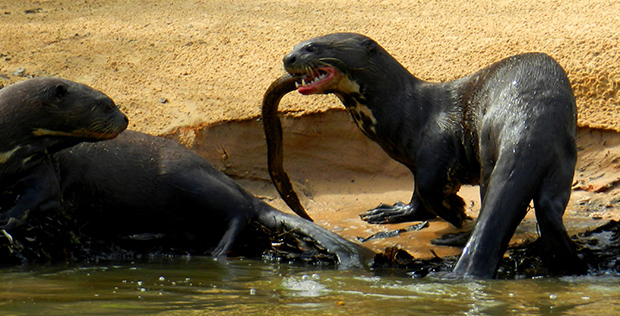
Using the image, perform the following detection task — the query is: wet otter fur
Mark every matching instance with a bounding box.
[0,78,128,229]
[281,32,587,278]
[52,131,375,268]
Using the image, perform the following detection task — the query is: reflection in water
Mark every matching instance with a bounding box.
[0,257,617,315]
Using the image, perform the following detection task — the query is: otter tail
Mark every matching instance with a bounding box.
[256,202,375,269]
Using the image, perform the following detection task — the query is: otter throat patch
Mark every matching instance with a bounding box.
[0,146,22,164]
[32,128,79,137]
[348,103,378,137]
[335,77,378,138]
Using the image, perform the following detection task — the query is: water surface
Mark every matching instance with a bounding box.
[0,258,618,315]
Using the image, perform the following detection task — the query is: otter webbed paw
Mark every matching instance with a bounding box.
[359,201,437,224]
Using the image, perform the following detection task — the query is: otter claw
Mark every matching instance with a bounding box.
[360,201,436,224]
[360,201,413,224]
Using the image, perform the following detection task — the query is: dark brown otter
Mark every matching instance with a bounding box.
[278,32,587,278]
[52,131,375,268]
[0,77,128,228]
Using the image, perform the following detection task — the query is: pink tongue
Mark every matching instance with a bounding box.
[295,66,336,95]
[298,84,318,95]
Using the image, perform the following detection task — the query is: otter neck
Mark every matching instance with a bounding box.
[334,58,429,141]
[335,67,466,169]
[334,71,436,137]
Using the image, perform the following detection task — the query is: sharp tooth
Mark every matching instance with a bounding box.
[302,79,307,86]
[295,82,300,88]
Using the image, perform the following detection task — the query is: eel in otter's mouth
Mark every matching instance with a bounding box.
[261,73,313,221]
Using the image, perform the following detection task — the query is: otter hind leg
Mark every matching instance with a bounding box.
[452,158,533,278]
[533,170,588,275]
[170,169,252,258]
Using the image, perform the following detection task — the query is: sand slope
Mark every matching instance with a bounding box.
[1,0,619,133]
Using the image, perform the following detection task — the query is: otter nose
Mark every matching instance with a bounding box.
[283,43,317,68]
[283,52,297,67]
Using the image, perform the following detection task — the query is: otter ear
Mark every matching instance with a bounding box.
[55,84,68,100]
[362,39,378,56]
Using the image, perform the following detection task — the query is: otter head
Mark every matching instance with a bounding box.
[283,33,398,97]
[0,78,129,172]
[5,78,129,141]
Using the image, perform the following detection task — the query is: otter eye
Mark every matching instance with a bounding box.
[305,44,317,53]
[361,39,378,55]
[101,99,117,114]
[55,84,68,100]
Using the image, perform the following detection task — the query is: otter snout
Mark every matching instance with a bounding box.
[283,51,305,71]
[283,43,319,70]
[282,52,297,68]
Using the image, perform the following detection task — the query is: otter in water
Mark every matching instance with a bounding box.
[277,32,586,278]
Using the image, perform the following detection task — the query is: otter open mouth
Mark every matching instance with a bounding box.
[290,66,337,95]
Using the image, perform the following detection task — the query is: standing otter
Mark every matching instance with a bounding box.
[52,131,374,268]
[279,32,586,278]
[0,78,128,228]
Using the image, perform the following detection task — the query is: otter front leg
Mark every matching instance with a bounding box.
[0,161,61,230]
[360,173,468,228]
[415,181,468,228]
[359,192,436,224]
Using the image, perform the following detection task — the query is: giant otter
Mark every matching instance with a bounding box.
[278,32,587,278]
[0,78,128,228]
[52,131,375,268]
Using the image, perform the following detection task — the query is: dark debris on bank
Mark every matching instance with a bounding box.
[372,220,620,279]
[0,198,339,267]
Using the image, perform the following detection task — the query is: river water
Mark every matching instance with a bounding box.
[0,257,617,315]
